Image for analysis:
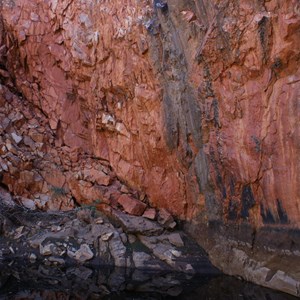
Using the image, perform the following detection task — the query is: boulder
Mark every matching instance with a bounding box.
[20,198,36,210]
[74,244,94,263]
[132,251,152,269]
[168,233,184,247]
[142,208,156,220]
[101,232,114,241]
[118,194,147,216]
[40,243,56,256]
[113,210,163,236]
[158,208,175,228]
[11,132,22,144]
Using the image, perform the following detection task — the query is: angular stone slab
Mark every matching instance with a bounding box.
[112,210,163,236]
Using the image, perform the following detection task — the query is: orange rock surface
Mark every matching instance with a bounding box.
[0,0,299,226]
[1,0,300,295]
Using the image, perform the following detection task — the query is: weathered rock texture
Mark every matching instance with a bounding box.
[0,202,215,274]
[0,0,299,296]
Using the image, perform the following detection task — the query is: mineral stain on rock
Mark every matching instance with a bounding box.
[240,185,255,220]
[0,0,299,297]
[261,204,276,225]
[257,15,270,64]
[276,199,289,225]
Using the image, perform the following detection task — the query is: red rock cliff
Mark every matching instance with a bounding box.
[0,0,299,295]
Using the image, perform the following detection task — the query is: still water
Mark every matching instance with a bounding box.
[0,261,297,300]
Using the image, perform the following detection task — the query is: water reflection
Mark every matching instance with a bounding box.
[0,261,297,300]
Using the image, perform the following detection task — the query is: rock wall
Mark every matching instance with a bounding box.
[0,0,299,296]
[0,0,191,216]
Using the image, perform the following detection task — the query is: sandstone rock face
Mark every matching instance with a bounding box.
[0,0,299,296]
[0,0,187,216]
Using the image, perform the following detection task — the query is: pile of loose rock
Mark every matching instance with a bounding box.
[0,187,218,275]
[0,83,151,214]
[0,81,218,275]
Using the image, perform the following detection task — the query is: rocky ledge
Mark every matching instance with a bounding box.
[186,220,300,298]
[0,192,218,276]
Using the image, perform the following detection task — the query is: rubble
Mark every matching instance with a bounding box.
[0,205,216,275]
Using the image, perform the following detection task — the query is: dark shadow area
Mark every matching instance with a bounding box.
[0,261,297,300]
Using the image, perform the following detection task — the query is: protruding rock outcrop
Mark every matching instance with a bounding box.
[0,202,217,275]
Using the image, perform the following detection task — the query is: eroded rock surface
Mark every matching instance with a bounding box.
[0,0,299,296]
[0,204,218,275]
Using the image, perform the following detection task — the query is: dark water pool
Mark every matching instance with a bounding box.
[0,262,298,300]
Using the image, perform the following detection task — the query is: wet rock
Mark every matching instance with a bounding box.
[210,246,300,297]
[170,249,181,258]
[40,243,56,256]
[138,235,195,273]
[117,195,147,216]
[267,270,300,296]
[168,233,184,247]
[185,264,195,274]
[128,234,137,244]
[14,226,25,239]
[29,253,37,262]
[67,248,76,259]
[108,233,128,267]
[48,256,65,265]
[51,225,62,232]
[89,223,108,240]
[74,244,94,263]
[132,251,152,269]
[69,266,93,280]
